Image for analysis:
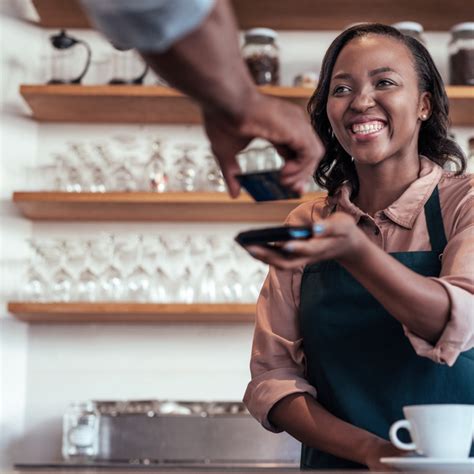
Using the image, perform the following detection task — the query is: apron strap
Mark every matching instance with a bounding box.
[424,186,447,254]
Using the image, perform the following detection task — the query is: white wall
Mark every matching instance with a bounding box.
[1,4,472,467]
[0,0,40,468]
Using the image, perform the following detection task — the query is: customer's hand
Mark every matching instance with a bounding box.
[203,92,324,198]
[243,212,365,270]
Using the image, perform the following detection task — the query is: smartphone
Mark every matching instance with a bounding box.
[236,170,300,201]
[235,225,312,247]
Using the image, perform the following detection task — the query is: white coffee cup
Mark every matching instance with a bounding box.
[389,404,474,458]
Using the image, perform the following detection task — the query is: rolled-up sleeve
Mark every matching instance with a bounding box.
[243,266,317,432]
[243,202,320,432]
[404,196,474,366]
[80,0,215,52]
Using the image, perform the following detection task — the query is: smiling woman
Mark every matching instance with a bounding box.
[243,24,473,471]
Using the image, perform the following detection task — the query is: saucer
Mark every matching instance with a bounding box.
[380,457,474,472]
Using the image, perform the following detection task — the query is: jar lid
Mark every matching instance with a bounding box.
[392,21,424,33]
[244,28,278,42]
[451,22,474,33]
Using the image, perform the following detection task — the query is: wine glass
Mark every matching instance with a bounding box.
[145,140,168,192]
[22,239,48,301]
[76,240,100,301]
[177,267,195,303]
[100,235,126,301]
[173,144,198,192]
[126,235,151,301]
[196,262,218,302]
[70,142,108,192]
[44,239,74,302]
[201,150,226,192]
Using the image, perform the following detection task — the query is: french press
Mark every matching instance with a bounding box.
[48,30,92,84]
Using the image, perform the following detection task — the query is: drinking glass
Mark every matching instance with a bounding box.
[22,239,48,301]
[145,140,168,192]
[201,150,226,192]
[174,144,198,192]
[221,269,243,302]
[48,240,74,302]
[76,240,100,302]
[100,235,126,301]
[126,235,151,301]
[150,266,172,302]
[196,262,218,302]
[177,267,195,303]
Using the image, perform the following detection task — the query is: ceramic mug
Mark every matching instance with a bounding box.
[389,404,474,458]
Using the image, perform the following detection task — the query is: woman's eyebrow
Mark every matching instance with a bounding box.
[369,66,398,76]
[332,67,399,81]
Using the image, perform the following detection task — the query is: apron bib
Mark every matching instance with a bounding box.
[299,187,474,469]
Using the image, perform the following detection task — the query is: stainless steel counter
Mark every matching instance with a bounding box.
[6,470,417,474]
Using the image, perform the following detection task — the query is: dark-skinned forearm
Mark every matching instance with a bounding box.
[338,230,450,343]
[268,393,384,465]
[140,0,258,122]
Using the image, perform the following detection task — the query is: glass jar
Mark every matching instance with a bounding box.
[391,22,426,44]
[242,28,280,85]
[449,23,474,85]
[62,401,100,461]
[293,71,319,89]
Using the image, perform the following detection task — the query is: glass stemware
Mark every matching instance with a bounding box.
[196,262,218,302]
[150,266,172,302]
[45,239,74,302]
[126,235,151,301]
[145,140,168,192]
[221,269,243,302]
[100,235,125,301]
[202,150,226,192]
[77,240,100,301]
[174,144,198,192]
[177,267,195,303]
[22,239,48,301]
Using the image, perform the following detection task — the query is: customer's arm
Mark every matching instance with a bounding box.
[81,0,323,197]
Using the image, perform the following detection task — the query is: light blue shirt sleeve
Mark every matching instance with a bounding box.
[80,0,215,52]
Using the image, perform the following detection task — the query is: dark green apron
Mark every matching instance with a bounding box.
[299,186,474,469]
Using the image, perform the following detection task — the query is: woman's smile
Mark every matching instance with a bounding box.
[346,116,388,143]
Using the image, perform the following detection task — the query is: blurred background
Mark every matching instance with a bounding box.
[0,0,473,469]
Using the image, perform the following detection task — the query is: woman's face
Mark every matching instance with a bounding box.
[326,34,430,166]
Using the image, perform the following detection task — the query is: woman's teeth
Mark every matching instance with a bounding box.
[351,121,385,135]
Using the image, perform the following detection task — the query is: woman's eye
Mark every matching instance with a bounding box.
[377,79,395,87]
[333,85,350,94]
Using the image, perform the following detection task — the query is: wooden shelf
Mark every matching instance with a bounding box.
[19,85,310,124]
[19,84,474,126]
[7,302,256,323]
[32,0,474,31]
[12,192,325,222]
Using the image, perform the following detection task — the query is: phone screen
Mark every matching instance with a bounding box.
[236,170,300,201]
[235,226,312,246]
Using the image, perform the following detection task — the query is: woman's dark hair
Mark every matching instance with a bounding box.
[308,23,466,197]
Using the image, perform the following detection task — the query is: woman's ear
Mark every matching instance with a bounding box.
[418,91,432,121]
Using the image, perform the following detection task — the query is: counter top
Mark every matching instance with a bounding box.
[5,469,430,474]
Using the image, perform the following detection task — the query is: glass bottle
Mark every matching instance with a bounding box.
[449,23,474,85]
[391,21,426,44]
[62,401,100,461]
[242,28,280,85]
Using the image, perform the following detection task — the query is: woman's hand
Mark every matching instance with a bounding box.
[363,438,410,471]
[245,212,368,270]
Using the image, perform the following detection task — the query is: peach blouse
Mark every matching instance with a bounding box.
[244,157,474,431]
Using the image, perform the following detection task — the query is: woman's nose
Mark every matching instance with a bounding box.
[350,92,376,112]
